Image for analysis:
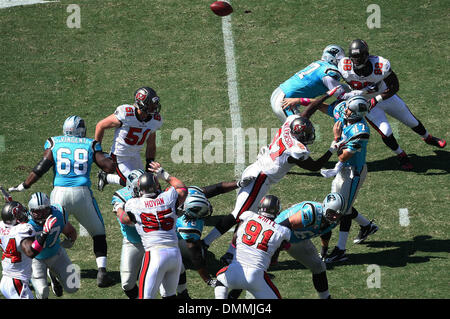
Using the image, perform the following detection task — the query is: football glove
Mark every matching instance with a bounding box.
[237,175,255,188]
[43,215,58,235]
[320,161,344,178]
[113,201,124,212]
[8,183,26,192]
[206,278,218,288]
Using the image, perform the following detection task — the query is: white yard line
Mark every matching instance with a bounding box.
[221,8,245,179]
[399,208,410,227]
[0,0,58,9]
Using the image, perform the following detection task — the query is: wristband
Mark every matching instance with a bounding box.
[118,210,127,224]
[299,98,311,106]
[375,95,383,103]
[31,240,44,253]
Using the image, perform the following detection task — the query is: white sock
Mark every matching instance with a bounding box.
[394,147,404,155]
[318,290,330,299]
[106,174,122,185]
[421,131,430,139]
[96,256,107,269]
[214,285,228,299]
[354,213,370,227]
[337,232,349,250]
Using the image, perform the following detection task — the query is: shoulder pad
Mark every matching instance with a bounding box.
[44,137,55,150]
[324,67,342,80]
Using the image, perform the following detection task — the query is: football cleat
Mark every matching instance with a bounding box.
[353,220,379,244]
[325,246,348,263]
[397,151,413,171]
[97,268,114,288]
[48,269,63,297]
[97,170,108,192]
[423,135,446,148]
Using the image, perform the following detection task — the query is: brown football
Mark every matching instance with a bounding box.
[210,1,233,17]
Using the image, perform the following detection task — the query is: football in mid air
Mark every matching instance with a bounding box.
[210,1,233,16]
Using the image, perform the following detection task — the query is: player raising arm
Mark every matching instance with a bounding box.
[95,87,163,190]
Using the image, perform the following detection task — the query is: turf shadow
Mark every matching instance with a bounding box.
[325,235,449,269]
[366,150,450,174]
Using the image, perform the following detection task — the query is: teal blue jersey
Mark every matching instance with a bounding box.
[279,60,341,98]
[45,136,102,187]
[111,187,142,244]
[275,201,337,243]
[328,101,370,172]
[28,204,67,260]
[175,186,207,241]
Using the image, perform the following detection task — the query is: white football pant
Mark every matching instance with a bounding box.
[0,276,34,299]
[120,237,145,292]
[287,239,326,274]
[138,246,182,299]
[365,94,419,137]
[215,262,281,299]
[31,247,79,299]
[331,164,367,215]
[50,186,105,237]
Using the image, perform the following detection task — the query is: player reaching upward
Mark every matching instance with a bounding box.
[95,87,163,190]
[338,39,446,170]
[201,113,339,253]
[113,169,187,299]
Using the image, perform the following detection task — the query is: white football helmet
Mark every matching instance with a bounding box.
[345,96,369,121]
[322,44,345,66]
[183,193,212,220]
[63,115,86,137]
[126,169,145,198]
[28,192,51,226]
[322,192,345,223]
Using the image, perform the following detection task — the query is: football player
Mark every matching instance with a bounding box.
[271,44,358,122]
[301,93,379,263]
[111,167,239,299]
[200,113,338,253]
[275,192,346,299]
[95,87,163,190]
[170,180,239,298]
[8,115,116,287]
[27,192,78,299]
[113,170,187,299]
[338,39,446,170]
[214,195,291,299]
[0,201,57,299]
[111,169,146,299]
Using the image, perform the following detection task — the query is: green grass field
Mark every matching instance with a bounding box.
[0,0,449,300]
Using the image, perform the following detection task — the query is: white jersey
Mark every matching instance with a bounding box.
[125,187,179,251]
[111,104,163,157]
[338,55,391,99]
[250,115,310,183]
[0,222,35,281]
[235,211,291,270]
